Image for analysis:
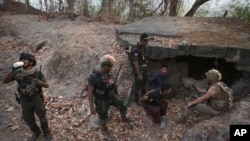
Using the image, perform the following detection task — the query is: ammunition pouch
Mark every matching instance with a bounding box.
[94,83,116,100]
[18,83,41,96]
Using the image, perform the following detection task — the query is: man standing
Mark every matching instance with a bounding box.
[149,64,168,89]
[130,33,150,105]
[87,54,132,139]
[140,82,171,128]
[174,69,233,124]
[2,52,52,141]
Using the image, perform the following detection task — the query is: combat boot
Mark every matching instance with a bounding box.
[44,133,53,141]
[173,114,187,124]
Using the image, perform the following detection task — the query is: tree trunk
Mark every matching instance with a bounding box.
[160,0,169,16]
[50,0,54,12]
[2,0,8,10]
[109,0,114,13]
[128,0,134,21]
[67,0,75,13]
[39,0,42,11]
[223,10,228,17]
[25,0,30,13]
[169,0,178,16]
[185,0,210,17]
[44,0,48,12]
[83,0,89,17]
[59,0,63,12]
[100,0,109,14]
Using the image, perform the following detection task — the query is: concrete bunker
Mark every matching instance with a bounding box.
[116,17,250,98]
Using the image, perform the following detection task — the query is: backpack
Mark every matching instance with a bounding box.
[215,82,234,111]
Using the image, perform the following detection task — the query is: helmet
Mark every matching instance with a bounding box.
[19,52,36,66]
[99,54,116,67]
[205,69,222,81]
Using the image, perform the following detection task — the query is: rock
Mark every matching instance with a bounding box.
[181,77,207,89]
[182,95,250,141]
[231,76,250,100]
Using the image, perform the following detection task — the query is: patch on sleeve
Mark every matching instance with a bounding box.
[134,52,138,57]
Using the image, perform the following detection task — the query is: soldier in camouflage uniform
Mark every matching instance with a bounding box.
[87,54,133,139]
[130,33,150,105]
[2,52,52,141]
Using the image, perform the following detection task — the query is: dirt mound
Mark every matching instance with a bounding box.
[0,1,44,15]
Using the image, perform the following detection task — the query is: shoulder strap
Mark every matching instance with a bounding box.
[92,69,102,77]
[32,69,40,79]
[212,82,225,91]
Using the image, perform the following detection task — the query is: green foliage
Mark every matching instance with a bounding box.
[133,0,154,19]
[229,0,250,23]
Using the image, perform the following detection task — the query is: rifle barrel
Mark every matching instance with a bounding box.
[114,64,123,84]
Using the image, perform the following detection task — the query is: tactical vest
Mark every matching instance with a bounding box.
[131,44,147,68]
[14,69,42,96]
[91,70,115,100]
[210,82,233,112]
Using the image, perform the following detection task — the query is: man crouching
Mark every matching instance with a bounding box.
[140,82,172,128]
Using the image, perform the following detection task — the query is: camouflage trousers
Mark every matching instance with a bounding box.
[20,95,51,137]
[132,68,147,101]
[94,94,127,125]
[184,103,222,117]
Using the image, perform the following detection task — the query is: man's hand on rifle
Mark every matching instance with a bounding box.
[33,79,44,86]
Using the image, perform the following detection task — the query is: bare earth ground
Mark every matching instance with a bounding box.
[1,13,248,141]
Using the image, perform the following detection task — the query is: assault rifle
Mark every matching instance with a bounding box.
[39,65,45,102]
[125,46,136,106]
[113,63,123,94]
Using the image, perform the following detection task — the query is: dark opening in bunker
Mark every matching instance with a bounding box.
[175,56,242,87]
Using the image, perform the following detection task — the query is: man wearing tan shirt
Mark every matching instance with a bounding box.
[174,69,233,124]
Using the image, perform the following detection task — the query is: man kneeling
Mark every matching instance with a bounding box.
[140,83,172,128]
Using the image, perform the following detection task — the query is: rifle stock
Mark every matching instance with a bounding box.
[114,64,123,84]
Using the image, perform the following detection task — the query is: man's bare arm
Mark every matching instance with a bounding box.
[2,71,14,83]
[187,92,213,108]
[133,61,142,76]
[88,85,96,115]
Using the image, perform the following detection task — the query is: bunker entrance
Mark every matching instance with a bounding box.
[148,56,243,88]
[175,56,242,87]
